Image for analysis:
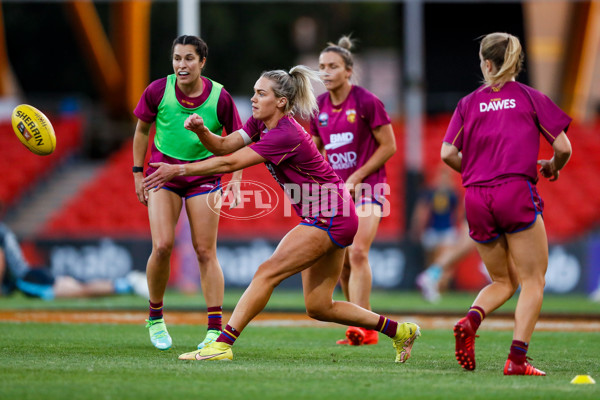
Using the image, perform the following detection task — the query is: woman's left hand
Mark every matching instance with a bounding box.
[537,159,559,181]
[345,172,364,199]
[144,162,181,191]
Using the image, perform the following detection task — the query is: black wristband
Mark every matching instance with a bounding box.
[132,166,144,173]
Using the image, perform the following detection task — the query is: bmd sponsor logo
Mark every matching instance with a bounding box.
[479,99,516,112]
[324,131,354,150]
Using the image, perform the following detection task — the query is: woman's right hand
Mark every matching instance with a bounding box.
[184,114,206,135]
[134,173,148,206]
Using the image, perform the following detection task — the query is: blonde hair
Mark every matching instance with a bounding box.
[321,35,355,69]
[260,66,321,120]
[480,32,524,86]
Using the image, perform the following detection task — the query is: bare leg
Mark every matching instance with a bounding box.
[186,191,224,309]
[53,276,117,298]
[505,216,548,343]
[146,189,182,303]
[472,235,519,314]
[339,250,350,300]
[438,227,475,268]
[182,224,422,364]
[453,234,518,371]
[345,203,381,310]
[226,225,338,332]
[437,227,477,291]
[302,245,380,328]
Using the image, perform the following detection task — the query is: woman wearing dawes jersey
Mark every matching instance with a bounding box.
[310,36,396,346]
[132,35,243,351]
[144,66,420,362]
[443,33,572,376]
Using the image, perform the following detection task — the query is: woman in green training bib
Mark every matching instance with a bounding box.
[132,35,243,351]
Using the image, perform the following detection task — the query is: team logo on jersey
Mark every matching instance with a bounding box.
[324,131,354,150]
[479,98,516,112]
[346,109,356,123]
[318,112,329,127]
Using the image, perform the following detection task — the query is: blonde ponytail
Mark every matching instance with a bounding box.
[480,32,524,86]
[261,66,322,120]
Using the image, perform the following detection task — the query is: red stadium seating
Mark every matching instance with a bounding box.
[0,115,83,207]
[41,137,151,238]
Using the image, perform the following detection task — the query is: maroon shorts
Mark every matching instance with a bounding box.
[355,181,388,208]
[300,210,359,248]
[146,145,223,199]
[465,179,544,243]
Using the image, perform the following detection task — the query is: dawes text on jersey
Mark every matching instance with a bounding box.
[480,98,516,112]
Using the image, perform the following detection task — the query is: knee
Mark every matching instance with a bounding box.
[490,275,519,295]
[520,273,546,291]
[305,303,330,321]
[194,244,217,266]
[152,242,174,260]
[348,246,370,269]
[508,278,520,295]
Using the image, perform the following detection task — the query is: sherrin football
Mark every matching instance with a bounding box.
[11,104,56,156]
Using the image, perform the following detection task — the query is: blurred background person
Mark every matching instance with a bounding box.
[411,167,475,302]
[0,216,148,300]
[310,35,397,346]
[132,35,243,351]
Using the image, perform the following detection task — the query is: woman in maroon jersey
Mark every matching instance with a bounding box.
[310,36,397,346]
[442,32,572,376]
[132,35,243,351]
[145,65,420,363]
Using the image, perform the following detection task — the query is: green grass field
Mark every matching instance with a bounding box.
[1,323,598,400]
[1,290,599,399]
[2,288,599,316]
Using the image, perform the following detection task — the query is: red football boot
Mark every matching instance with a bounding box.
[345,326,365,345]
[504,358,546,376]
[337,327,380,345]
[362,328,379,345]
[454,317,478,371]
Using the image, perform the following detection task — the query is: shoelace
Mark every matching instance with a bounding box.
[145,319,157,328]
[145,319,168,338]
